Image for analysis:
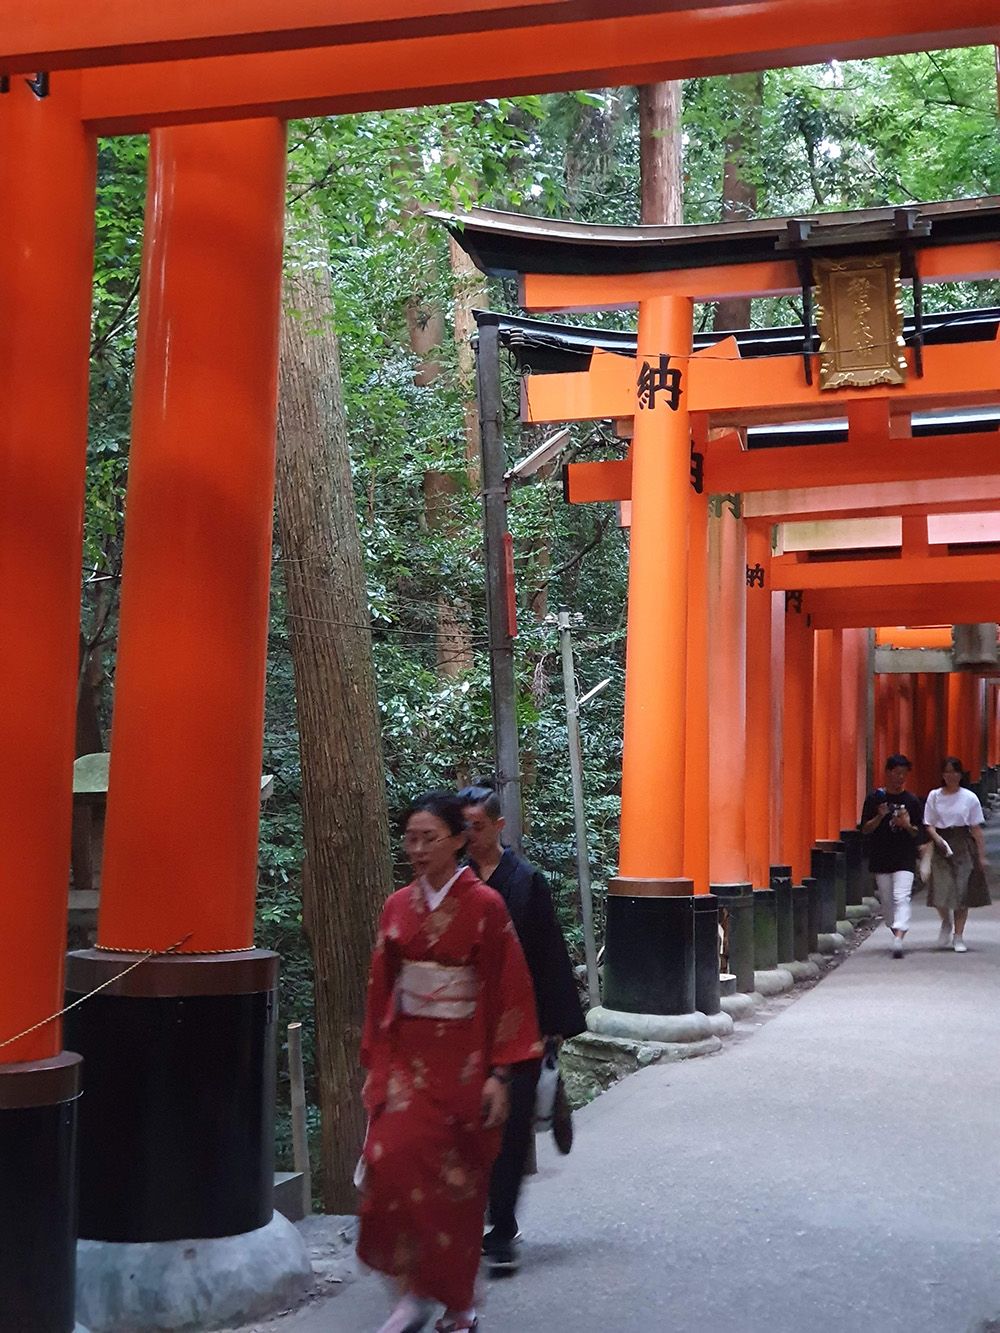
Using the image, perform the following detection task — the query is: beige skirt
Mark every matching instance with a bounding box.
[927,826,991,911]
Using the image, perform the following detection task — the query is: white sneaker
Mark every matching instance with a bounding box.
[953,938,968,953]
[936,923,953,949]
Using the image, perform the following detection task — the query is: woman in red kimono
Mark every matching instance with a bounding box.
[358,790,542,1333]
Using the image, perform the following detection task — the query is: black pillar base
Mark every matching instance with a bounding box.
[752,888,778,970]
[816,839,848,919]
[792,884,810,961]
[839,830,866,906]
[712,883,755,994]
[693,894,721,1016]
[769,865,795,963]
[810,849,839,934]
[66,949,278,1243]
[803,876,820,953]
[0,1053,82,1333]
[603,880,699,1016]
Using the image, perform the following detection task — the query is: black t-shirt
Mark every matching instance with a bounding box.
[860,789,926,873]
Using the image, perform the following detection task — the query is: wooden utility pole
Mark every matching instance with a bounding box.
[557,609,601,1008]
[476,312,523,852]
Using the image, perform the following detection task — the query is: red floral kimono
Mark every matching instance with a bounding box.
[357,867,542,1310]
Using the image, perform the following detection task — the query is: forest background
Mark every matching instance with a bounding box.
[82,47,1000,1206]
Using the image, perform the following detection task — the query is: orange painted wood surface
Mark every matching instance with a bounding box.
[805,585,1000,630]
[744,523,772,888]
[773,552,1000,592]
[0,78,96,1062]
[685,489,710,894]
[619,295,693,879]
[98,121,286,953]
[75,2,1000,133]
[525,337,1000,429]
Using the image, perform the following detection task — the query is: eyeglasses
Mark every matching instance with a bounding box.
[402,833,454,851]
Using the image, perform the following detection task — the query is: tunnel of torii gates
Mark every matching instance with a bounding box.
[440,198,1000,1047]
[4,3,1000,1331]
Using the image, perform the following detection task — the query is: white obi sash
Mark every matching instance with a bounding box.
[397,960,477,1020]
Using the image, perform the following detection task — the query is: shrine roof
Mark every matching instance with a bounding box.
[436,199,1000,277]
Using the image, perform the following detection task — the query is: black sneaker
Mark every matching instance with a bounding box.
[482,1227,522,1272]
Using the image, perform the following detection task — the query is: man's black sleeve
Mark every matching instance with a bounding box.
[523,871,587,1040]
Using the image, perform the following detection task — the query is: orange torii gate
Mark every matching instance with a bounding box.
[444,199,1000,1053]
[4,5,1000,1330]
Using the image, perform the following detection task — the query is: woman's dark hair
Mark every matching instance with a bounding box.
[404,789,467,836]
[942,756,965,776]
[457,780,503,821]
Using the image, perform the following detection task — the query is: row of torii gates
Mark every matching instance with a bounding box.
[446,199,1000,1030]
[3,3,1000,1331]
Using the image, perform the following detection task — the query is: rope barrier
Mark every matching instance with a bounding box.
[0,933,194,1055]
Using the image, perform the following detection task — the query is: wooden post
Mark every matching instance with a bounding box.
[685,485,710,893]
[619,295,693,879]
[782,599,813,882]
[0,75,96,1061]
[745,521,772,887]
[708,497,748,883]
[288,1023,312,1217]
[98,120,286,951]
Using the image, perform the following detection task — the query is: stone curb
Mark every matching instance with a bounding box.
[817,932,848,954]
[753,967,795,996]
[587,1005,734,1044]
[76,1212,313,1331]
[778,959,822,982]
[720,991,762,1021]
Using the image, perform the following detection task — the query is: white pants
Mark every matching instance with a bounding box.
[875,870,914,933]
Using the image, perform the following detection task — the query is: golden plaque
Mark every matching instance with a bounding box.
[813,253,908,390]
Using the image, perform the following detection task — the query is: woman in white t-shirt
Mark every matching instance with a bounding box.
[923,757,990,953]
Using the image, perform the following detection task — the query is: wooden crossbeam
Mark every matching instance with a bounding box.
[521,244,1000,309]
[72,1,1000,133]
[804,585,1000,630]
[525,334,1000,428]
[773,552,1000,592]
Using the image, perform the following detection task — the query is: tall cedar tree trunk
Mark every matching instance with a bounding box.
[639,82,684,226]
[406,238,475,677]
[714,72,763,332]
[276,268,393,1212]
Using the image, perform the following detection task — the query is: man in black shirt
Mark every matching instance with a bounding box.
[459,784,586,1275]
[860,753,926,958]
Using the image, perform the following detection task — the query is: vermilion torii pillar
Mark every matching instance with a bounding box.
[782,596,814,883]
[745,520,773,889]
[708,498,748,885]
[65,121,310,1329]
[618,294,692,881]
[0,75,96,1333]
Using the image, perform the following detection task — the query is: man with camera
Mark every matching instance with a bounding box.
[860,753,927,958]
